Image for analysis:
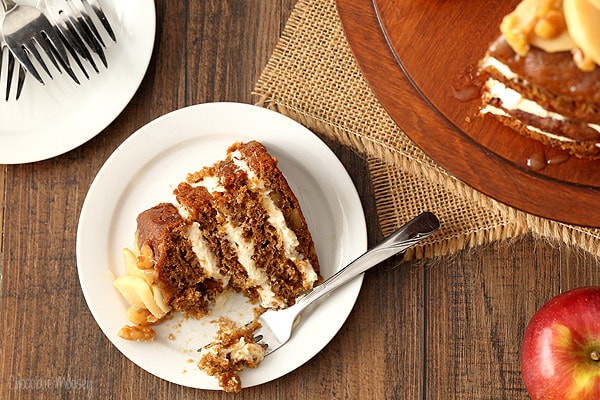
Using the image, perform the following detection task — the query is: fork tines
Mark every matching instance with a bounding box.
[82,0,116,42]
[71,0,115,48]
[1,46,26,100]
[47,0,118,76]
[0,0,117,99]
[3,12,76,85]
[55,9,100,75]
[1,0,118,94]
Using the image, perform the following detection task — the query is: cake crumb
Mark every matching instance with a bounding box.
[197,318,265,393]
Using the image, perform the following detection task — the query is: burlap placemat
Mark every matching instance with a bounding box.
[253,0,600,259]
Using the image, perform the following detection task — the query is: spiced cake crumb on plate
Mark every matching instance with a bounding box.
[197,318,265,393]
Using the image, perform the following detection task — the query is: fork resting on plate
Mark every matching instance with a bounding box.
[253,211,440,356]
[38,0,117,76]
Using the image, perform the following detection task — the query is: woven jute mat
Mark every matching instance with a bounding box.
[253,0,600,259]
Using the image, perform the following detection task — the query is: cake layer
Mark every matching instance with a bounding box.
[479,35,600,158]
[135,203,224,317]
[483,36,600,123]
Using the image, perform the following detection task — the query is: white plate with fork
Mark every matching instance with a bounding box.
[76,102,368,390]
[0,0,155,164]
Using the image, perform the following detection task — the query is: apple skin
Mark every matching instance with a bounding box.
[521,287,600,400]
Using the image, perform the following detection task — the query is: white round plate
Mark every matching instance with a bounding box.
[0,0,156,164]
[76,102,367,390]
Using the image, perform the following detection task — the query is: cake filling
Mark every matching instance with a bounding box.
[186,222,228,285]
[481,77,600,144]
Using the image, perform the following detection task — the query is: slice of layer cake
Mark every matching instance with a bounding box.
[112,140,321,391]
[477,0,600,158]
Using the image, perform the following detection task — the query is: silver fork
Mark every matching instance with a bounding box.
[70,0,116,44]
[1,0,75,84]
[0,7,25,100]
[253,211,440,356]
[37,0,98,79]
[38,0,117,78]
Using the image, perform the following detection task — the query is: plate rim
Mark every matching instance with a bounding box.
[76,102,368,389]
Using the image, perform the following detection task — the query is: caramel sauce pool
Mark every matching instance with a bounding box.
[527,151,570,171]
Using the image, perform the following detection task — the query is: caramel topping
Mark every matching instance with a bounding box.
[488,36,600,102]
[501,0,565,56]
[500,0,600,70]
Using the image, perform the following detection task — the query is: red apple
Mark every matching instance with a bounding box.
[521,287,600,400]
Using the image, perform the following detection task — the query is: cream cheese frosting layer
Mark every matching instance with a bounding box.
[187,222,228,284]
[481,79,600,147]
[174,150,318,309]
[230,151,318,288]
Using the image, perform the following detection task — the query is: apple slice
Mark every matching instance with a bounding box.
[152,284,172,314]
[122,248,146,280]
[564,0,600,66]
[113,275,168,319]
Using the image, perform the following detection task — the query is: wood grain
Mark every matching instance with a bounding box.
[337,0,600,227]
[0,0,599,399]
[0,2,297,399]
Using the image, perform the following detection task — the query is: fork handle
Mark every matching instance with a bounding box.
[293,211,440,314]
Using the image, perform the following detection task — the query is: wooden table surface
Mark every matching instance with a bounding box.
[1,1,599,399]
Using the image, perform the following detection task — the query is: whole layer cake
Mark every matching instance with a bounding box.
[478,0,600,158]
[112,140,321,391]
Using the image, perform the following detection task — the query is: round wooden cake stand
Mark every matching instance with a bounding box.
[336,0,600,227]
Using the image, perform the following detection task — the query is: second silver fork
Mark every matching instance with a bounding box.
[0,6,25,100]
[1,0,76,84]
[39,0,117,77]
